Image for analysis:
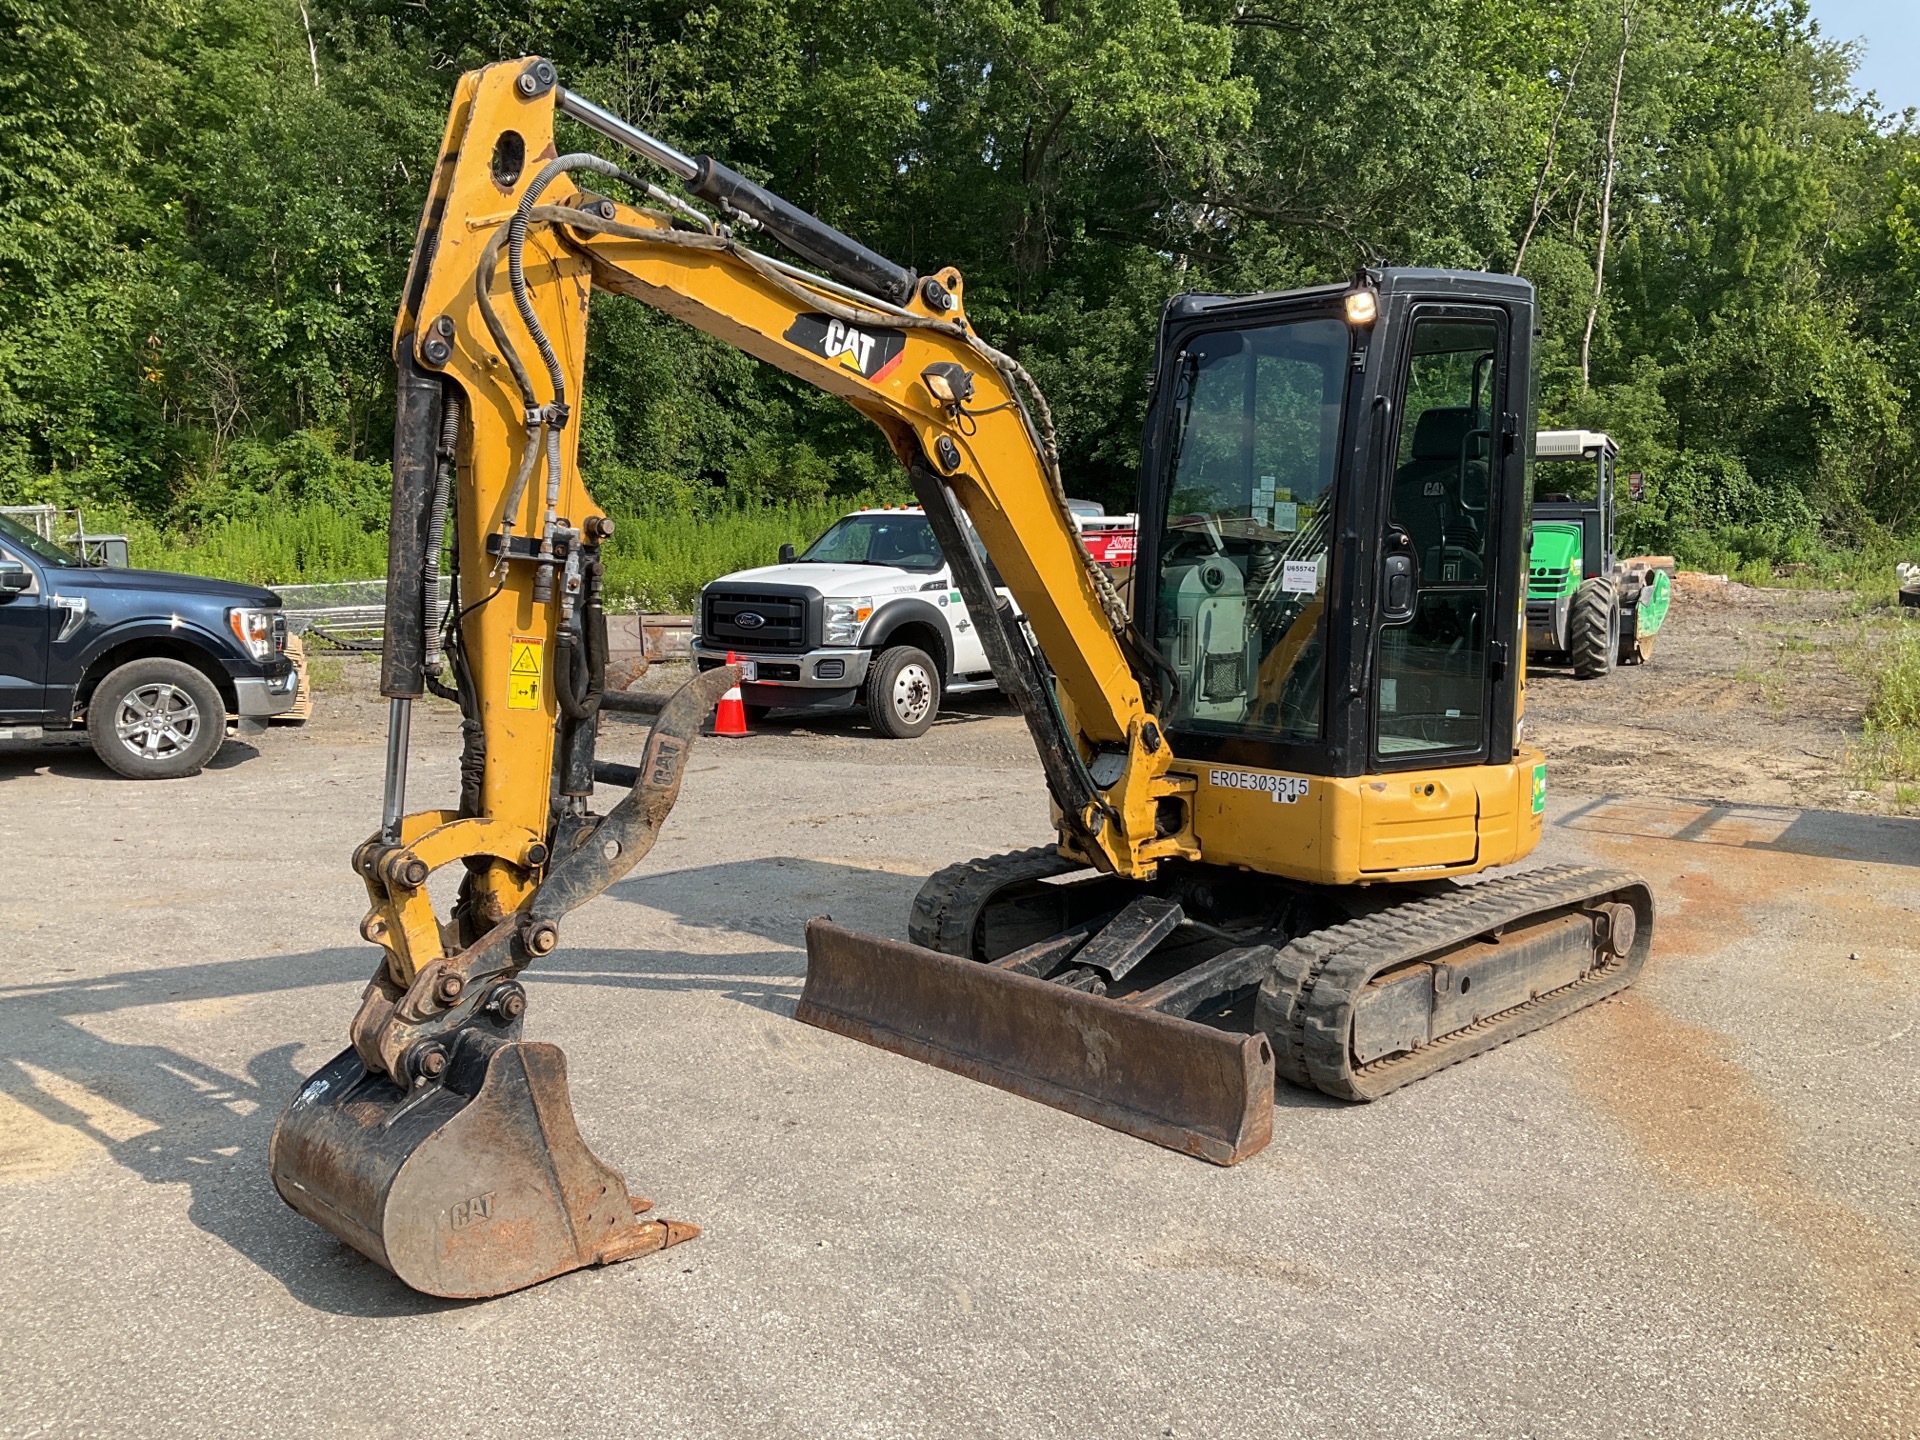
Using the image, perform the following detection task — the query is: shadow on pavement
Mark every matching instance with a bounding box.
[743,687,1019,736]
[0,736,261,781]
[0,860,894,1314]
[1555,795,1920,866]
[0,946,453,1318]
[1,854,1348,1313]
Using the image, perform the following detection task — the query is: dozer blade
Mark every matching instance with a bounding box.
[798,919,1273,1165]
[270,1034,695,1299]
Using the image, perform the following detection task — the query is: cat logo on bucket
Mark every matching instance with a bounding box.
[784,313,907,383]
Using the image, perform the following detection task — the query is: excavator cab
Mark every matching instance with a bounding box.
[801,273,1649,1158]
[1143,285,1518,767]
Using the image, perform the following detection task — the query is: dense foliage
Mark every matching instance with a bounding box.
[3,0,1917,573]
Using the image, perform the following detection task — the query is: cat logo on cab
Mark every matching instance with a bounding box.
[784,313,907,383]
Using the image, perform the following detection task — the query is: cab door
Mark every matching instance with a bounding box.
[0,545,49,722]
[1361,306,1515,869]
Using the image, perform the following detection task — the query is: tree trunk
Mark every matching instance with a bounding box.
[1581,2,1633,393]
[1513,47,1585,276]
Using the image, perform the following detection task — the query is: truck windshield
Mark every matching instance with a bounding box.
[799,513,944,572]
[0,512,83,567]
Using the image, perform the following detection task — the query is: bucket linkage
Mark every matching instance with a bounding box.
[270,666,737,1299]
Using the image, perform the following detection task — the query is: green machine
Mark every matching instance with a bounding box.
[1526,429,1670,677]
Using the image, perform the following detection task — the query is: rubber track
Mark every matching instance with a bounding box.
[909,847,1085,957]
[1258,864,1652,1101]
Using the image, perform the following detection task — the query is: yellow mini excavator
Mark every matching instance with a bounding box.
[270,57,1654,1299]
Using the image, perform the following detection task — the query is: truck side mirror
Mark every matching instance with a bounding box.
[0,560,30,594]
[778,542,797,563]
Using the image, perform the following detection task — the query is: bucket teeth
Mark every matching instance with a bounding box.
[270,1036,693,1299]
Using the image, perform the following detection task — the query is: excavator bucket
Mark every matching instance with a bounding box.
[270,1031,694,1300]
[798,919,1274,1164]
[269,666,736,1298]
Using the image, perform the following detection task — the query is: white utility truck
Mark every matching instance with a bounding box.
[692,503,1133,737]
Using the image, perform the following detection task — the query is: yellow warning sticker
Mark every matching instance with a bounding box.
[508,636,543,710]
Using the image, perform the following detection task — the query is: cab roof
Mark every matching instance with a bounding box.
[1536,429,1617,459]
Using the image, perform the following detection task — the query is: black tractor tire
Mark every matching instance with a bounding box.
[1569,577,1620,680]
[866,645,941,739]
[86,657,228,779]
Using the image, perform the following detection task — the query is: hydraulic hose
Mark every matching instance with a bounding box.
[555,558,605,722]
[422,392,461,676]
[505,152,629,411]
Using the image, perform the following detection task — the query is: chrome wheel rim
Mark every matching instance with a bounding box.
[114,682,201,760]
[891,663,934,726]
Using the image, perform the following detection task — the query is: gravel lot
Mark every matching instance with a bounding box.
[2,592,1916,1439]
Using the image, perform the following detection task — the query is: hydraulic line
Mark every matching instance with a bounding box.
[534,199,1163,707]
[422,393,461,676]
[474,152,641,594]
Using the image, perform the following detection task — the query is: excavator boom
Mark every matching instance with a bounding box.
[269,56,1186,1298]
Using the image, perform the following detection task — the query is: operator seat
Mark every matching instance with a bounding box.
[1393,406,1488,580]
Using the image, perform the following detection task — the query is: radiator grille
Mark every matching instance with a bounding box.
[704,590,809,652]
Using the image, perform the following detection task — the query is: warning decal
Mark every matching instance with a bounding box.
[508,636,543,710]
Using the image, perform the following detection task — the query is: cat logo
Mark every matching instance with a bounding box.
[1423,480,1446,497]
[783,313,907,383]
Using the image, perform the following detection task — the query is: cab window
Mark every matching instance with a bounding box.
[1152,315,1349,745]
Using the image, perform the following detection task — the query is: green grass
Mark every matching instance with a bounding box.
[1668,532,1918,610]
[598,501,849,612]
[1847,619,1920,796]
[107,499,855,613]
[112,504,392,586]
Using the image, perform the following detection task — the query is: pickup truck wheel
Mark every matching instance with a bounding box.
[86,657,227,779]
[867,645,940,739]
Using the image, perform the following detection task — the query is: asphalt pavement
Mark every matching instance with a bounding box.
[1,674,1915,1439]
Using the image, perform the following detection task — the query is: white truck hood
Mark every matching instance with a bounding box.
[716,562,947,598]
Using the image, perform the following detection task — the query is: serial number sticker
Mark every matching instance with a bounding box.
[1281,559,1319,594]
[508,636,543,710]
[1209,767,1310,804]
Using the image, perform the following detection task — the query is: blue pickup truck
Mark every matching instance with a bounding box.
[0,512,298,778]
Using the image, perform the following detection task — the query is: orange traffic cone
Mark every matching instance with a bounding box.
[711,651,750,738]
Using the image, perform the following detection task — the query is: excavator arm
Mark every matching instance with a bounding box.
[269,57,1193,1299]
